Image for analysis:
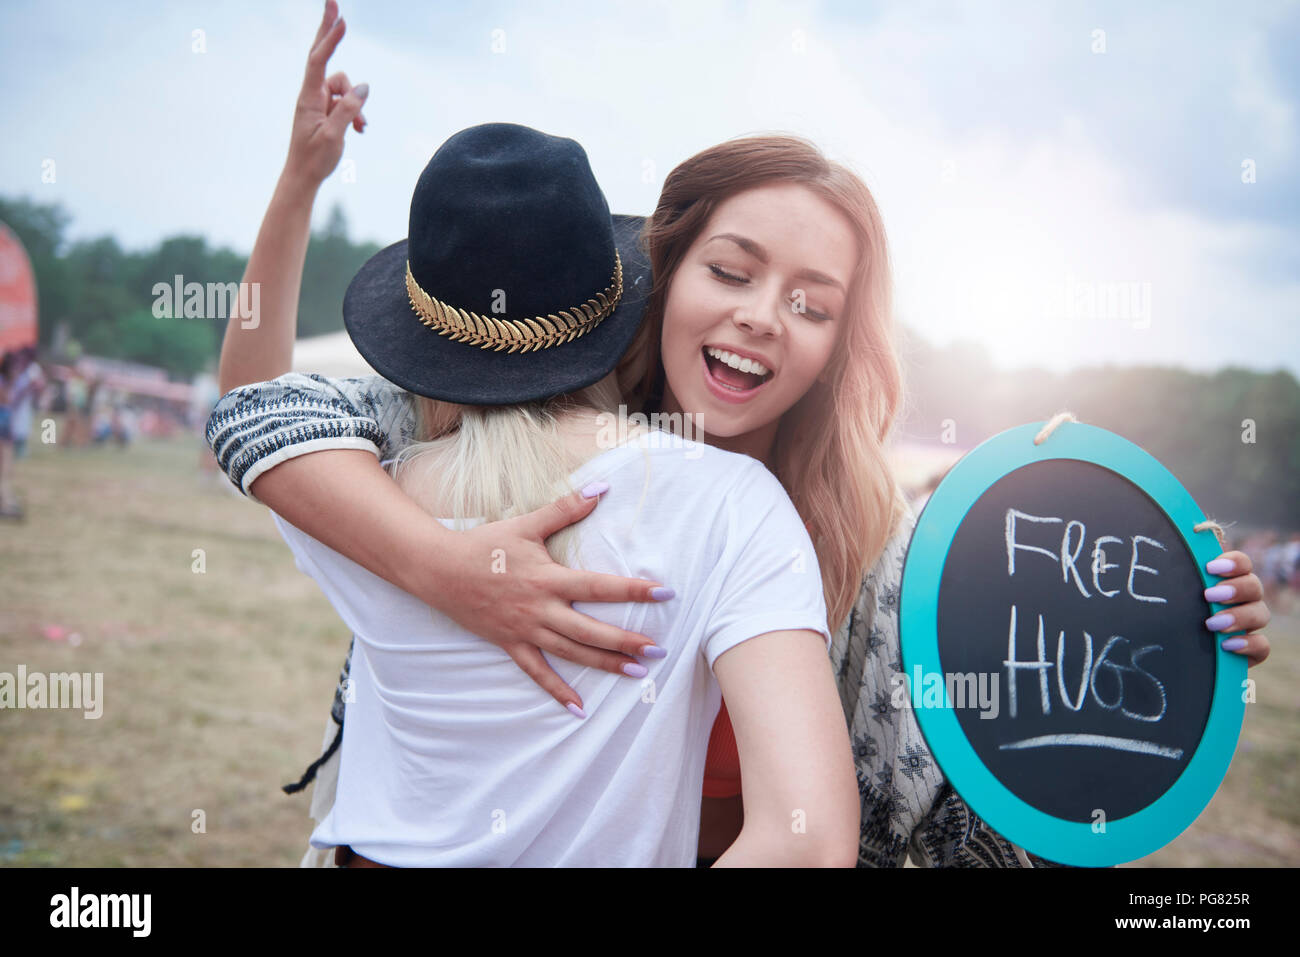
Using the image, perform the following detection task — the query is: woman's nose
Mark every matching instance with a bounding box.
[732,284,787,338]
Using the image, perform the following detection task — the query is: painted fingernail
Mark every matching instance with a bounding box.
[622,662,648,678]
[640,645,667,659]
[566,702,587,719]
[650,586,675,601]
[1205,612,1235,632]
[581,480,609,499]
[1206,558,1235,575]
[354,82,369,99]
[1203,584,1236,602]
[1220,637,1248,652]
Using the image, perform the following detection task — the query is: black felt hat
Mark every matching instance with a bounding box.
[341,123,650,405]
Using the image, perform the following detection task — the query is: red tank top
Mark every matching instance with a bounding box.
[703,519,817,798]
[702,700,742,798]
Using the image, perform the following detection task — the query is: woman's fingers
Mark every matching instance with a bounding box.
[530,627,647,678]
[287,6,361,179]
[1206,550,1253,577]
[521,486,603,540]
[302,10,346,101]
[545,604,662,658]
[324,71,366,131]
[311,0,339,48]
[1205,551,1271,665]
[567,569,673,604]
[1203,571,1262,605]
[1219,631,1271,668]
[1205,599,1270,636]
[518,489,674,604]
[505,642,585,715]
[323,81,368,139]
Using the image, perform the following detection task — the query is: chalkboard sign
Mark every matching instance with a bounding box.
[900,421,1246,867]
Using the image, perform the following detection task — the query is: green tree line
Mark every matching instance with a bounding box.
[0,196,378,379]
[899,335,1300,530]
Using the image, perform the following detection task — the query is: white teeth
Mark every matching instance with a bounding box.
[705,346,771,378]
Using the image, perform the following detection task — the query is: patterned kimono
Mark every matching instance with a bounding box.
[206,373,1062,867]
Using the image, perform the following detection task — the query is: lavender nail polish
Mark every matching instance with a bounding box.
[581,480,609,499]
[650,586,675,601]
[640,645,667,659]
[1220,637,1248,652]
[622,662,648,678]
[1205,612,1235,632]
[566,702,587,719]
[1203,584,1235,602]
[1206,558,1235,575]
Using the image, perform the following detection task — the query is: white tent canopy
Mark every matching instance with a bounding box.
[291,331,378,379]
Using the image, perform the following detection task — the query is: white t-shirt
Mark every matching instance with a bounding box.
[271,430,831,867]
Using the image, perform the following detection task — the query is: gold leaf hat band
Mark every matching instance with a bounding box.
[404,252,623,354]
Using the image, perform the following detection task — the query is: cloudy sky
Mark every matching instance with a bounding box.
[3,0,1297,375]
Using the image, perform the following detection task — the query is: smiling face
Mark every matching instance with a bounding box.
[658,182,859,462]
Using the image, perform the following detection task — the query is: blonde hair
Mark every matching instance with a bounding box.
[615,134,909,633]
[389,372,626,567]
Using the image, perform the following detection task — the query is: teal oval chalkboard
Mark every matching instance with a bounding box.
[899,420,1246,867]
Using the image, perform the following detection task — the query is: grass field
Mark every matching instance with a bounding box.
[1,431,1296,867]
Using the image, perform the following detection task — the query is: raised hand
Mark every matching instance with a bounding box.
[286,0,369,188]
[215,1,369,393]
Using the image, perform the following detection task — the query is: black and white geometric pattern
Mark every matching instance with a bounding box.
[830,506,1062,867]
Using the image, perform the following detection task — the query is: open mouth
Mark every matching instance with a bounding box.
[702,346,774,394]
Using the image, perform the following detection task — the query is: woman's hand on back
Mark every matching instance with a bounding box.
[250,447,673,717]
[410,484,675,714]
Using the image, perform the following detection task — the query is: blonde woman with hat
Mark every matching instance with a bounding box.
[212,7,857,867]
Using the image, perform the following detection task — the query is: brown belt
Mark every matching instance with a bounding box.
[334,845,392,868]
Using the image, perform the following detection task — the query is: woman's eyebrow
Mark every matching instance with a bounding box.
[796,268,846,294]
[708,232,768,262]
[706,233,847,294]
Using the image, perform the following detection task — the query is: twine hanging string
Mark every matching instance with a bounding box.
[1192,519,1230,553]
[1031,409,1232,553]
[1033,411,1078,445]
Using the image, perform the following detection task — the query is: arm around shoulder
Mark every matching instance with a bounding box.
[205,372,416,502]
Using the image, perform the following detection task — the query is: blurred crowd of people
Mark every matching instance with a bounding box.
[1240,529,1300,614]
[0,346,42,517]
[0,346,202,521]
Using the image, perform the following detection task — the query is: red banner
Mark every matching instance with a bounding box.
[0,221,38,353]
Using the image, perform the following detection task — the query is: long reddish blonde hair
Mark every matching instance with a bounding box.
[616,134,910,633]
